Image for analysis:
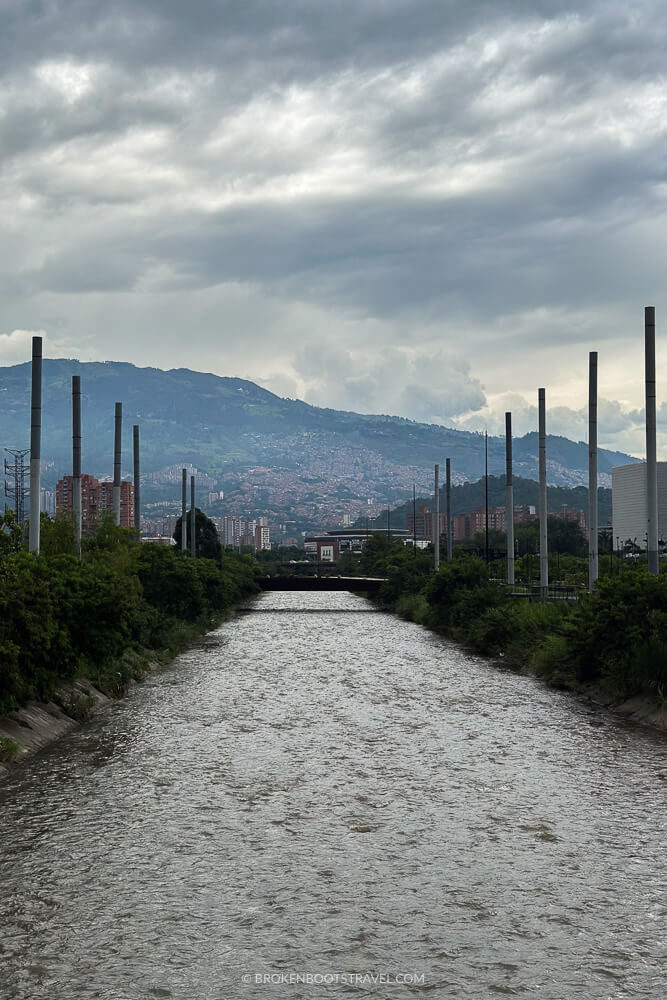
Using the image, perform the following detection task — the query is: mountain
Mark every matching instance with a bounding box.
[0,359,637,529]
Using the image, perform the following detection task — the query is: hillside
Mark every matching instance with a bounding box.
[0,359,636,529]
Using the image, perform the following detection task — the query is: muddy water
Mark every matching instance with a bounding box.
[1,591,665,999]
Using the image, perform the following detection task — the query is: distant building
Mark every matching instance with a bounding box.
[212,514,271,551]
[56,475,135,532]
[304,527,410,561]
[612,462,667,548]
[452,504,536,541]
[56,474,99,535]
[316,538,339,562]
[406,506,447,541]
[514,505,538,523]
[255,524,271,550]
[451,513,471,541]
[40,489,56,516]
[99,481,135,528]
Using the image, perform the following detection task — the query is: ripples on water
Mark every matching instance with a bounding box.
[1,591,666,999]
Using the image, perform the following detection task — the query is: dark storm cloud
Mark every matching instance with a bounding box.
[0,1,579,77]
[1,0,667,453]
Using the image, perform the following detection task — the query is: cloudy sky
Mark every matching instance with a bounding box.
[2,0,667,456]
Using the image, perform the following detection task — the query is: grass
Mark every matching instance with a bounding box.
[0,736,21,762]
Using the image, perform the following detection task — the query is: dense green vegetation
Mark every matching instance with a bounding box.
[0,511,258,716]
[359,534,667,704]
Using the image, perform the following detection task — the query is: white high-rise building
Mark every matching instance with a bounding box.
[611,462,667,548]
[40,488,56,516]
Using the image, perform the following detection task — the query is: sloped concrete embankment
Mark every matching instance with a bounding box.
[0,680,110,778]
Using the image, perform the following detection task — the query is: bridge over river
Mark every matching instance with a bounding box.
[257,574,386,593]
[0,590,665,999]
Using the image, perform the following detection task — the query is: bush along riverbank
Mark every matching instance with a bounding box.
[0,513,259,766]
[359,535,667,729]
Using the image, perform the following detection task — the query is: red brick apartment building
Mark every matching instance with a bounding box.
[56,476,135,532]
[406,506,447,541]
[451,504,586,541]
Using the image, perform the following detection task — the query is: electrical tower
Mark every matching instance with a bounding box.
[4,449,30,524]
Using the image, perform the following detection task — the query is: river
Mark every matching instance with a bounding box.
[0,591,666,999]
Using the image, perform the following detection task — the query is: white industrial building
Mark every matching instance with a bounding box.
[611,462,667,548]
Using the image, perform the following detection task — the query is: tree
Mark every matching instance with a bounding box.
[173,509,222,560]
[0,511,22,560]
[548,518,587,557]
[459,528,506,560]
[40,511,76,557]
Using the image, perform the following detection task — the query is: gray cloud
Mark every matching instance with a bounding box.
[1,0,667,456]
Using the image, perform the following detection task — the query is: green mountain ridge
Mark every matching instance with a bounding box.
[0,359,636,489]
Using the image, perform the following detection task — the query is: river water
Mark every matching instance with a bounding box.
[0,591,666,1000]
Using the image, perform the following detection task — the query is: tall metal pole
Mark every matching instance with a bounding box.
[190,475,196,557]
[72,375,82,558]
[412,483,416,556]
[433,463,440,570]
[446,458,452,560]
[538,388,549,592]
[181,468,187,550]
[484,432,489,565]
[588,352,598,590]
[113,402,122,526]
[29,335,42,554]
[645,307,659,575]
[133,425,140,534]
[505,412,514,585]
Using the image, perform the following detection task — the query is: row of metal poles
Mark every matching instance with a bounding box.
[430,306,659,592]
[24,306,660,580]
[26,336,197,558]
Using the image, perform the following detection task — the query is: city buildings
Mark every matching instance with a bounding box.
[444,504,585,542]
[210,515,271,551]
[56,475,135,532]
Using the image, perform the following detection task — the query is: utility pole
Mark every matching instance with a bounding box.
[588,353,598,590]
[29,335,42,554]
[446,458,452,560]
[113,402,122,526]
[645,307,659,575]
[412,483,416,556]
[133,425,141,534]
[505,413,514,585]
[181,468,187,551]
[484,432,489,565]
[538,388,549,593]
[72,376,82,558]
[190,475,196,557]
[433,463,440,570]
